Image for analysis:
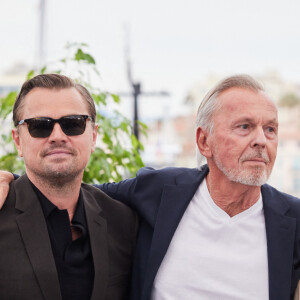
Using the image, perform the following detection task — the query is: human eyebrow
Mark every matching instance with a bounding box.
[231,118,254,127]
[265,119,279,127]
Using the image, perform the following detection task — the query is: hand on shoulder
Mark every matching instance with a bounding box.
[0,171,14,208]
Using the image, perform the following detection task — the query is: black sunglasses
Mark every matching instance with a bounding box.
[17,115,93,138]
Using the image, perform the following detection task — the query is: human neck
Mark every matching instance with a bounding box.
[28,173,82,219]
[206,171,261,217]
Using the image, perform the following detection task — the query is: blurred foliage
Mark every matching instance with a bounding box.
[279,92,300,108]
[0,43,147,184]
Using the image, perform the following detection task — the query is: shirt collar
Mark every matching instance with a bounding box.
[30,180,86,226]
[31,182,56,218]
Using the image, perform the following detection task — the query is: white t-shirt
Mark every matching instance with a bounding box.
[151,179,269,300]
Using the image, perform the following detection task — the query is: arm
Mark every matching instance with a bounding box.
[0,171,15,208]
[94,167,161,209]
[94,177,137,207]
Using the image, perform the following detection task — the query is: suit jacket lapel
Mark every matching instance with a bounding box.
[142,167,208,299]
[14,175,61,300]
[262,185,296,300]
[82,188,109,300]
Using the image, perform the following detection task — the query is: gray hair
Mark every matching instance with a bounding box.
[196,74,265,167]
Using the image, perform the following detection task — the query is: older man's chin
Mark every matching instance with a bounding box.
[216,161,270,187]
[230,170,269,187]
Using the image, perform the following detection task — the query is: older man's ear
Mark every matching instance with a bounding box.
[196,126,212,159]
[0,171,14,208]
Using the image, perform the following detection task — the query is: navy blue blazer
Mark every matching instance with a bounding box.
[97,165,300,300]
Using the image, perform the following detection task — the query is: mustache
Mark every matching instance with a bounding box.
[240,151,270,164]
[40,143,76,157]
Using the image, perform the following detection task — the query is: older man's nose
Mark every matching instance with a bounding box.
[251,127,267,148]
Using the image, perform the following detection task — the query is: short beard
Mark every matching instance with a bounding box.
[28,165,82,189]
[27,142,83,188]
[39,168,82,188]
[214,151,270,187]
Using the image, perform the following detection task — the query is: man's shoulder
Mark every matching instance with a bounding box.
[136,165,207,183]
[81,183,135,216]
[262,183,300,202]
[262,183,300,214]
[277,190,300,213]
[9,173,28,188]
[81,183,138,238]
[137,166,203,176]
[4,174,31,207]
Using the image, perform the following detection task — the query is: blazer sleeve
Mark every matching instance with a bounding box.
[94,177,137,207]
[13,173,20,180]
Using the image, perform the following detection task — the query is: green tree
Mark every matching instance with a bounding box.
[279,92,300,107]
[0,43,147,184]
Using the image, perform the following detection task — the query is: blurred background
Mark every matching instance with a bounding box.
[1,0,300,195]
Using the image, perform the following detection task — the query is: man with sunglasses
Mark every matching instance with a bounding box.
[0,74,138,300]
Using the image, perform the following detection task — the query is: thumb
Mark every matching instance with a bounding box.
[0,171,14,209]
[0,184,9,208]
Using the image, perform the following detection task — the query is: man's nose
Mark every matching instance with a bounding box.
[48,123,67,142]
[251,127,267,148]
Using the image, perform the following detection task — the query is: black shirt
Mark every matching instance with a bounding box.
[31,183,95,300]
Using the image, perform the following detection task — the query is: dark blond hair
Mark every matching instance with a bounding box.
[13,74,96,126]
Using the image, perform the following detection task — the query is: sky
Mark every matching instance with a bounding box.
[1,0,300,119]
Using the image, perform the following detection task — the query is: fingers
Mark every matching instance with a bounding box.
[0,171,14,209]
[0,184,9,208]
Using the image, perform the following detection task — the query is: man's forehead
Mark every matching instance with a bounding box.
[20,87,88,118]
[23,87,84,104]
[210,87,278,125]
[25,87,78,98]
[217,87,276,109]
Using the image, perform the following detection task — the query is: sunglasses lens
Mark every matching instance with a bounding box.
[60,116,87,136]
[27,119,54,138]
[25,115,89,138]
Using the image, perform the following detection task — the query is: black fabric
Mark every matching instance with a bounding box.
[31,182,94,300]
[12,172,19,180]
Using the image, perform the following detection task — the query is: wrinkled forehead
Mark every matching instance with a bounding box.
[214,87,278,118]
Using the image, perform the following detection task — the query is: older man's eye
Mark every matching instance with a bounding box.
[266,127,277,134]
[239,124,249,130]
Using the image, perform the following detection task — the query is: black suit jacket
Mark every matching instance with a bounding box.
[99,165,300,300]
[0,174,138,300]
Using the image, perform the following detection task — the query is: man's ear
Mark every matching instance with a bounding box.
[91,124,98,153]
[12,128,23,157]
[196,126,212,159]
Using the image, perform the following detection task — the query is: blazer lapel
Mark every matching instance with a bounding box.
[82,188,109,300]
[262,185,297,300]
[14,175,61,300]
[142,167,208,299]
